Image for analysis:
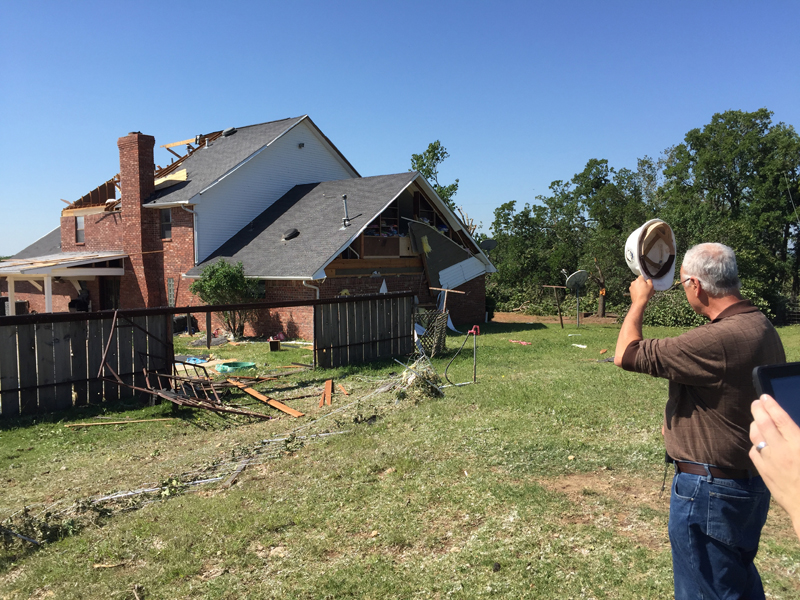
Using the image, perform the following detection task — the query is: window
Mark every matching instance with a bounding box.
[160,209,172,240]
[75,216,85,243]
[167,278,175,307]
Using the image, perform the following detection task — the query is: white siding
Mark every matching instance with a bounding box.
[438,256,487,290]
[195,120,357,262]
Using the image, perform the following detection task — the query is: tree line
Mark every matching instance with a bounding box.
[485,108,800,324]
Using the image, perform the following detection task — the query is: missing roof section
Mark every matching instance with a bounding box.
[62,176,119,213]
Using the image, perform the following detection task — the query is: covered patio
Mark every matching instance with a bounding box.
[0,252,125,315]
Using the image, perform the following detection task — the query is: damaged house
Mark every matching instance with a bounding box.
[0,116,495,339]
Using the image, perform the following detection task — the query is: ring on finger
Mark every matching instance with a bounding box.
[756,441,767,452]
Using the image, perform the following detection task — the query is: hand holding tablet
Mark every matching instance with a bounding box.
[749,390,800,541]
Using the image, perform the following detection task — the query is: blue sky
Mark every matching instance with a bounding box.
[1,1,799,255]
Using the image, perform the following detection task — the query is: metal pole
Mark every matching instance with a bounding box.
[472,331,477,383]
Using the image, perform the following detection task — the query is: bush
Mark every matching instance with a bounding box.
[618,286,776,328]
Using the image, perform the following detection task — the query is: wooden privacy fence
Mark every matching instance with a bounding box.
[0,310,173,418]
[314,292,414,368]
[0,292,417,418]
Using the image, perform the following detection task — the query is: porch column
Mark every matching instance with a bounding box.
[44,275,53,313]
[7,277,15,316]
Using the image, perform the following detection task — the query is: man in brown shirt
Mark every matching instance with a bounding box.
[615,243,784,600]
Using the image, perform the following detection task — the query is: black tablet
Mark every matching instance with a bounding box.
[752,362,800,425]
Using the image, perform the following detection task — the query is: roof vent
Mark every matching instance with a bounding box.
[282,228,300,241]
[222,127,237,137]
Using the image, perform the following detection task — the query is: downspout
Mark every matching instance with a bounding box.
[302,279,321,299]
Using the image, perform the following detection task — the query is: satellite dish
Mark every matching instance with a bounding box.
[565,270,589,292]
[479,239,498,251]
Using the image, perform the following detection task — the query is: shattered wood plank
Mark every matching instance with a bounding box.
[318,391,325,408]
[325,379,333,406]
[337,384,349,396]
[226,379,304,417]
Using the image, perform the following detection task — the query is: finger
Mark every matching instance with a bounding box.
[760,394,800,438]
[749,445,766,474]
[749,418,764,447]
[751,397,783,446]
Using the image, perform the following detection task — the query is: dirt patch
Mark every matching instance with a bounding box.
[538,468,670,550]
[491,312,619,325]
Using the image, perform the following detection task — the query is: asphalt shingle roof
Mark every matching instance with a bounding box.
[147,116,308,206]
[12,227,62,259]
[186,172,419,279]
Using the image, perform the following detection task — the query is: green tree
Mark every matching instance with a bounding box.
[189,260,261,339]
[410,140,459,209]
[661,108,800,311]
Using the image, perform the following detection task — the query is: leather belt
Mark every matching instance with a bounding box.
[675,461,751,479]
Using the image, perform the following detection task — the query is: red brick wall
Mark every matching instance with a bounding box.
[165,207,196,307]
[446,274,486,326]
[61,211,124,253]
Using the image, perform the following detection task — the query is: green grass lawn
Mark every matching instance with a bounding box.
[2,321,799,599]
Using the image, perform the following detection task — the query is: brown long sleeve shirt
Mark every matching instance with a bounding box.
[621,300,785,471]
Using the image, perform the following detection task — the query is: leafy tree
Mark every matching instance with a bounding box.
[410,140,459,209]
[189,260,261,339]
[661,108,800,311]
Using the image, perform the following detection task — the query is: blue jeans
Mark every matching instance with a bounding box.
[669,468,770,600]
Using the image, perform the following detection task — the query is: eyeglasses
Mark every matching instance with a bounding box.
[662,277,693,293]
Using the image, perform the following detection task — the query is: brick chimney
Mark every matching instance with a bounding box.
[117,132,163,307]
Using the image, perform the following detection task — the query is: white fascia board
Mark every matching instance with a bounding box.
[311,179,416,280]
[412,174,496,273]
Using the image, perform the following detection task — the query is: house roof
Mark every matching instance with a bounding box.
[12,227,62,259]
[146,116,359,207]
[185,172,419,280]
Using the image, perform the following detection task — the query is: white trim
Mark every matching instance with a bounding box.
[44,276,53,313]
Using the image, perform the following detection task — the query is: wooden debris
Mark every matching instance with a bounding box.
[157,390,272,420]
[222,458,251,488]
[226,380,304,418]
[337,383,349,396]
[325,379,333,406]
[65,418,176,428]
[93,562,125,569]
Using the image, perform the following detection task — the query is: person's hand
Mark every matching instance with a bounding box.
[750,394,800,539]
[629,276,655,307]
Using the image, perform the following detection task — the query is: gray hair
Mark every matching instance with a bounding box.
[681,243,740,297]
